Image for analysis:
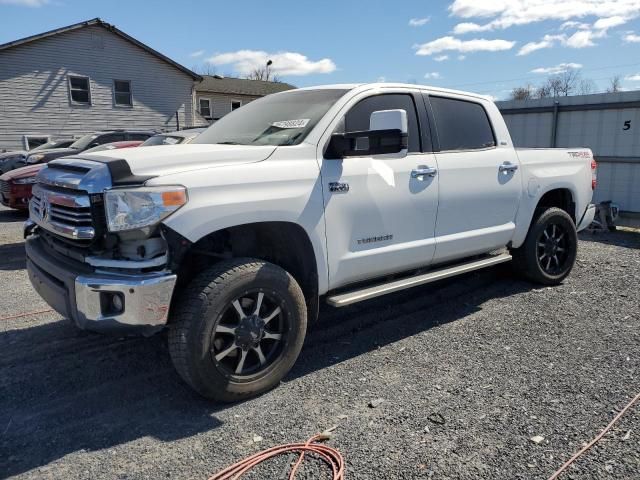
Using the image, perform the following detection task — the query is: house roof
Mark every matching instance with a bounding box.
[0,18,201,81]
[197,75,295,96]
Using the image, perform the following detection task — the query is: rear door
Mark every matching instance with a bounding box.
[320,91,439,289]
[427,95,522,263]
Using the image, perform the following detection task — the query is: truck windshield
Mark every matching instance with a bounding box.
[192,89,349,147]
[70,134,99,150]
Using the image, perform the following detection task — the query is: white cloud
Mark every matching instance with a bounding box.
[449,0,640,32]
[409,17,430,27]
[517,20,617,56]
[458,54,467,60]
[452,22,491,34]
[565,29,597,48]
[625,73,640,81]
[624,32,640,42]
[424,72,441,79]
[593,15,629,30]
[0,0,48,5]
[531,62,583,74]
[517,34,564,56]
[434,55,449,62]
[560,21,590,30]
[207,50,337,76]
[189,50,205,58]
[377,76,387,83]
[415,36,515,56]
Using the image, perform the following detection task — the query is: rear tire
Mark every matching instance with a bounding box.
[168,258,307,402]
[511,207,577,285]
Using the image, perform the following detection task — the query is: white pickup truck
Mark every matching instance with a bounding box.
[25,83,596,402]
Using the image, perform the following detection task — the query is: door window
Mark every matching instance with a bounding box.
[343,94,421,152]
[430,96,495,151]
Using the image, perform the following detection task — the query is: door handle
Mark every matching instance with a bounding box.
[499,163,519,173]
[411,167,438,179]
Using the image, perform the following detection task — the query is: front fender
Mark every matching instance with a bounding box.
[155,147,330,294]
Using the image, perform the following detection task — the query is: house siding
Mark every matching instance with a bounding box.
[194,92,261,124]
[0,25,195,150]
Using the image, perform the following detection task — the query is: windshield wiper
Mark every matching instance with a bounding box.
[215,141,243,145]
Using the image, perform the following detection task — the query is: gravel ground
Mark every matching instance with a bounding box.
[1,204,639,479]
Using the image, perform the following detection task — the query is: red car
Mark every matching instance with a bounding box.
[0,141,142,210]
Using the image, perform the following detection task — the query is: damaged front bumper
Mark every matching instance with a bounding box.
[25,228,176,336]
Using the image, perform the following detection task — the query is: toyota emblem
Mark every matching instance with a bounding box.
[39,196,50,222]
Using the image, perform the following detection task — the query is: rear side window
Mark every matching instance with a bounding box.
[128,133,152,141]
[344,94,421,152]
[96,133,125,144]
[430,96,495,151]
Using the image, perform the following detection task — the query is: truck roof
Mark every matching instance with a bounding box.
[298,82,492,101]
[294,83,491,102]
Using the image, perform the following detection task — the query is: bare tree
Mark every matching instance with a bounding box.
[579,78,597,95]
[536,83,552,98]
[191,64,218,76]
[536,70,581,97]
[606,75,622,93]
[510,85,534,100]
[245,61,281,83]
[245,67,281,82]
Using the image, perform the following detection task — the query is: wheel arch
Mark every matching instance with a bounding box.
[535,187,576,223]
[176,221,320,324]
[512,184,578,248]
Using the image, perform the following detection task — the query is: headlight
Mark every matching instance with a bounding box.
[14,177,37,185]
[104,186,187,232]
[26,154,45,164]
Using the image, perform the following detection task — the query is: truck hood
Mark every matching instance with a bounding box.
[0,163,43,181]
[0,150,28,161]
[84,144,276,177]
[27,147,80,161]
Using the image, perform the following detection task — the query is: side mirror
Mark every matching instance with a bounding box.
[326,109,408,158]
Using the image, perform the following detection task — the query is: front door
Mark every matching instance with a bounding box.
[320,92,439,290]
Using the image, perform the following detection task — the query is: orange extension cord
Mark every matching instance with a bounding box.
[0,308,53,321]
[208,433,344,480]
[547,391,640,480]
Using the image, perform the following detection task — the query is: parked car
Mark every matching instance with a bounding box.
[18,129,155,169]
[84,140,144,153]
[1,141,142,210]
[0,139,74,175]
[24,83,596,402]
[140,128,205,146]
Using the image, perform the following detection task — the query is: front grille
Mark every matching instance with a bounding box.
[29,158,114,246]
[31,194,92,226]
[0,179,10,195]
[30,184,96,241]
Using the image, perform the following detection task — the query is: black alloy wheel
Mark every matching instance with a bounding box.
[211,290,287,378]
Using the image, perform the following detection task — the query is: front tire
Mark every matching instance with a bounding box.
[169,258,307,402]
[511,207,578,285]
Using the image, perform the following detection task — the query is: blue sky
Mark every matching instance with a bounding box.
[2,0,640,99]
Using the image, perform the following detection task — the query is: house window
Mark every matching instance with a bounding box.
[231,100,242,111]
[199,98,211,118]
[114,80,132,106]
[68,76,91,104]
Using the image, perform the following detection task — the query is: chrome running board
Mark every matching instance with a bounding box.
[326,253,512,307]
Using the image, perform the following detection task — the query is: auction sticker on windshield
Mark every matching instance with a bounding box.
[272,119,310,129]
